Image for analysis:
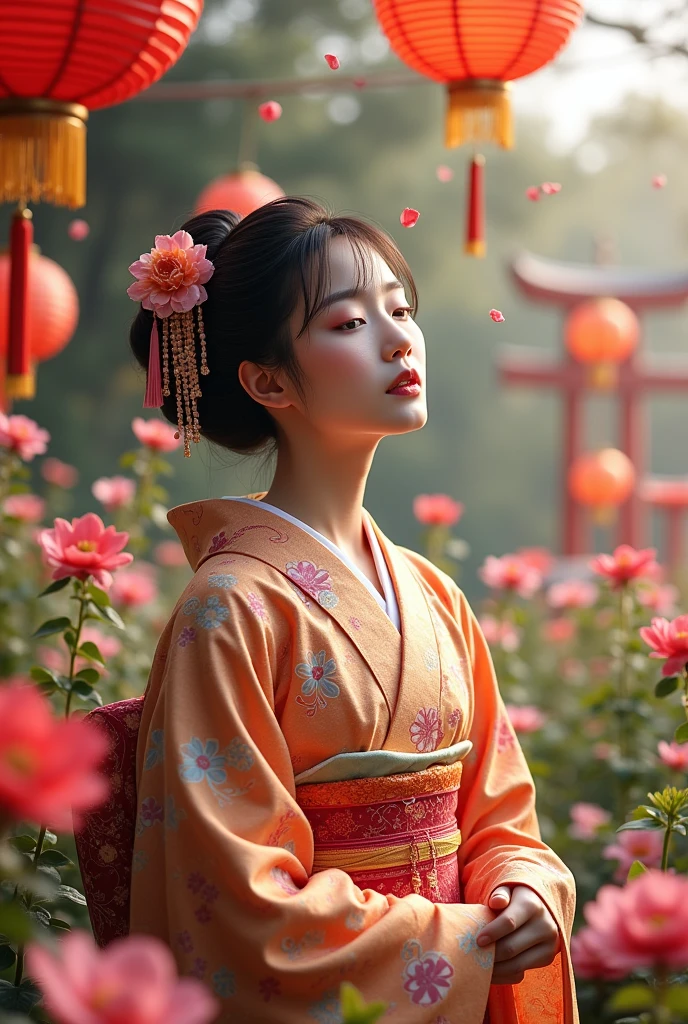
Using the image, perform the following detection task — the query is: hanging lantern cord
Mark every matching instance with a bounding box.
[237,98,259,170]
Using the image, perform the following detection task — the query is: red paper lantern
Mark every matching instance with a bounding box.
[565,298,639,389]
[0,1,203,400]
[0,249,78,370]
[373,0,583,256]
[195,168,285,218]
[569,448,635,524]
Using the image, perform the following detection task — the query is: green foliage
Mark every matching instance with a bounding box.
[340,981,388,1023]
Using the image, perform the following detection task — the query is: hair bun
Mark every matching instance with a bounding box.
[180,208,241,262]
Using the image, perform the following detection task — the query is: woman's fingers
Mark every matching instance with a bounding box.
[493,921,546,964]
[491,941,559,983]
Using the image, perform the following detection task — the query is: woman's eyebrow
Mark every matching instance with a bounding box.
[313,279,406,318]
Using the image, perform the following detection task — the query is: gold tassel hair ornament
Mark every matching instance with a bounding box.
[127,230,214,458]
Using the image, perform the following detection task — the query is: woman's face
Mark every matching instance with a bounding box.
[286,236,427,447]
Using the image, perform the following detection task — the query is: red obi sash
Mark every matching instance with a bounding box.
[295,761,464,904]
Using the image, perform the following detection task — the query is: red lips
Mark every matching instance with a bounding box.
[386,367,421,392]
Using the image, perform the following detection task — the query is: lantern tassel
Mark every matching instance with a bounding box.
[464,154,486,259]
[445,81,514,150]
[143,316,164,408]
[0,100,87,208]
[6,206,34,400]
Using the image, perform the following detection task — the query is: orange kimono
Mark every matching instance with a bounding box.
[130,496,578,1023]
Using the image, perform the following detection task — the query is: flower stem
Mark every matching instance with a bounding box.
[65,579,89,717]
[13,824,47,987]
[661,826,672,872]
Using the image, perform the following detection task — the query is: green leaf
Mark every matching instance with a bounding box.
[29,666,60,686]
[35,680,57,696]
[29,906,52,928]
[55,885,87,906]
[607,983,654,1013]
[676,722,688,744]
[73,667,100,685]
[0,978,42,1013]
[38,850,71,868]
[99,604,125,630]
[617,818,662,832]
[0,903,32,943]
[340,981,388,1024]
[48,918,71,932]
[70,679,94,697]
[8,835,36,853]
[76,640,105,665]
[655,676,679,698]
[83,690,104,707]
[36,865,61,885]
[37,577,71,598]
[87,583,111,608]
[118,451,137,468]
[31,616,72,640]
[0,944,17,971]
[43,831,57,846]
[627,860,648,881]
[665,985,688,1013]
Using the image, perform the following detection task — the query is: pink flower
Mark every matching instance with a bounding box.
[153,540,188,568]
[570,926,627,981]
[127,230,214,318]
[658,740,688,771]
[479,615,521,652]
[525,186,541,201]
[111,565,158,608]
[582,869,688,972]
[132,416,181,453]
[41,458,79,489]
[413,494,463,527]
[591,545,658,589]
[0,682,109,830]
[3,493,45,523]
[68,218,90,241]
[638,582,679,617]
[400,207,420,228]
[542,617,577,644]
[639,614,688,676]
[547,580,598,609]
[92,476,136,512]
[25,930,219,1024]
[505,704,546,734]
[652,174,667,189]
[409,707,444,753]
[602,829,664,882]
[436,165,454,182]
[258,100,282,122]
[541,181,562,194]
[38,512,133,590]
[517,547,555,575]
[402,951,454,1006]
[0,413,50,461]
[479,554,542,598]
[568,802,611,840]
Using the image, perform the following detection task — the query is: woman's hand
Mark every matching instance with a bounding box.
[475,884,561,985]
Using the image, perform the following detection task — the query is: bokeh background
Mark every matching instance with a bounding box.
[4,0,688,600]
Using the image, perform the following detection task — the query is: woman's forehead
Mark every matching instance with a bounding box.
[326,236,395,290]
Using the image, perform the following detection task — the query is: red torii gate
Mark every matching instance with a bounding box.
[497,250,688,554]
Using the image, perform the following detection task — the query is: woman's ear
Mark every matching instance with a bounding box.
[238,360,292,411]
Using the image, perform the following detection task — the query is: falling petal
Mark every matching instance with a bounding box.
[400,207,420,228]
[436,165,454,182]
[489,309,505,323]
[258,101,282,122]
[353,77,366,89]
[68,219,90,241]
[525,186,540,201]
[541,182,562,195]
[324,53,340,70]
[652,174,667,189]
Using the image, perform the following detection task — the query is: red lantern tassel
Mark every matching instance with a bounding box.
[143,315,163,408]
[464,154,486,258]
[6,206,34,400]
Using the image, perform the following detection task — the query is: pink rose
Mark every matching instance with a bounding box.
[602,829,664,883]
[25,930,219,1024]
[479,554,542,598]
[41,458,79,489]
[3,493,45,523]
[478,615,522,652]
[412,494,463,527]
[568,802,611,840]
[132,417,181,453]
[92,476,136,512]
[111,565,158,608]
[37,512,133,590]
[637,582,679,618]
[0,682,109,831]
[0,413,50,461]
[639,614,688,677]
[505,704,546,734]
[571,926,627,980]
[657,740,688,771]
[542,617,577,644]
[591,545,658,589]
[547,580,598,609]
[153,540,188,568]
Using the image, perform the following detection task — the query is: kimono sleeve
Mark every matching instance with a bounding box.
[130,580,497,1024]
[452,588,579,1024]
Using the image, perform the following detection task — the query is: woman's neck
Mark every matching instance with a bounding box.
[261,437,378,556]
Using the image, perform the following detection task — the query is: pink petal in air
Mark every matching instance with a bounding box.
[400,208,420,228]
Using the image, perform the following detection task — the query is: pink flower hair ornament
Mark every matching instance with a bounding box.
[127,230,215,458]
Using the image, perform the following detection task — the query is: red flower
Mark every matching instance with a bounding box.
[38,512,133,590]
[590,545,658,588]
[413,494,463,526]
[639,614,688,676]
[0,682,109,831]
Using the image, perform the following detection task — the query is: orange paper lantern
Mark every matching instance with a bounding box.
[0,249,78,373]
[373,0,583,256]
[565,298,639,389]
[195,168,285,218]
[569,448,635,524]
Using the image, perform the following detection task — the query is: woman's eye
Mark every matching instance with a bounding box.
[394,306,414,319]
[337,318,365,331]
